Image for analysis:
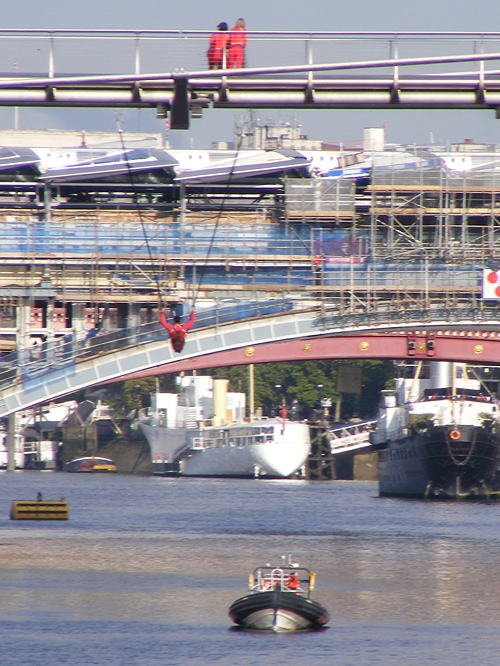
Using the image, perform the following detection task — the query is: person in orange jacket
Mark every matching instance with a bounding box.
[159,308,195,353]
[207,22,229,69]
[286,572,300,591]
[227,18,247,69]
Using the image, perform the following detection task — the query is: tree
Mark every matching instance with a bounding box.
[357,359,395,417]
[204,359,395,420]
[104,378,157,416]
[100,359,395,422]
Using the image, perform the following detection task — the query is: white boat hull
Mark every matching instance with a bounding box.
[140,420,310,478]
[182,432,310,477]
[239,608,313,632]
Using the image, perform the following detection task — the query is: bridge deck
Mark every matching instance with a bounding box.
[1,31,500,125]
[1,302,500,419]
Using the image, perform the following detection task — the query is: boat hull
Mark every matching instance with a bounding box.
[229,590,329,631]
[141,420,310,478]
[378,424,500,499]
[66,457,117,473]
[181,434,309,478]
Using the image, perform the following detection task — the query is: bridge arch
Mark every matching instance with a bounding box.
[0,305,499,418]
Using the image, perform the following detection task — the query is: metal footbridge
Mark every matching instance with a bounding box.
[3,31,500,127]
[1,299,500,419]
[328,420,377,455]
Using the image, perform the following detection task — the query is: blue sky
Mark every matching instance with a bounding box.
[1,1,494,33]
[1,2,500,148]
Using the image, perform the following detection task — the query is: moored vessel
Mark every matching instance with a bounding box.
[370,361,500,499]
[229,556,329,632]
[66,456,117,473]
[139,374,310,478]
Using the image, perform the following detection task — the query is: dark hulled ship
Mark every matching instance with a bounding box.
[370,362,500,499]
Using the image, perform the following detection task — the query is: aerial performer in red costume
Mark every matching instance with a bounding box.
[159,308,196,353]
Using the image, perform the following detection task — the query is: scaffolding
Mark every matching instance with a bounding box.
[0,144,500,356]
[368,154,500,263]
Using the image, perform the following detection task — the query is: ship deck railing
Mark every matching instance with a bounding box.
[252,566,312,596]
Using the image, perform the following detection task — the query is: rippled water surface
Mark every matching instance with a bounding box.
[1,472,500,665]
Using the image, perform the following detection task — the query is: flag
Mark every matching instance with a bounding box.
[482,269,500,299]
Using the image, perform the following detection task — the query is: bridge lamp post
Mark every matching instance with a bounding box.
[316,384,324,420]
[275,384,286,419]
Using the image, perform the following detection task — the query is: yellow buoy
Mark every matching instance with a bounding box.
[10,495,69,520]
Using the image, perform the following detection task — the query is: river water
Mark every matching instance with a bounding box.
[1,472,500,665]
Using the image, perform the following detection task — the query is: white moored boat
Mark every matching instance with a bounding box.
[139,374,310,478]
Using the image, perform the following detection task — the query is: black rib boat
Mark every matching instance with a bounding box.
[229,557,329,632]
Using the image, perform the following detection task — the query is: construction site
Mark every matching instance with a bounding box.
[0,123,499,473]
[0,126,498,354]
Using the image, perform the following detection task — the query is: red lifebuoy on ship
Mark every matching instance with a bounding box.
[449,430,461,440]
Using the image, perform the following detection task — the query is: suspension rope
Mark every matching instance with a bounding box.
[119,128,245,315]
[118,129,165,311]
[191,132,245,308]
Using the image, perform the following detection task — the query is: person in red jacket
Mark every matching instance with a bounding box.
[207,22,229,69]
[159,308,195,353]
[286,572,300,591]
[228,18,247,69]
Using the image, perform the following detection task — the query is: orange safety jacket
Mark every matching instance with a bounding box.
[228,26,247,48]
[207,31,229,66]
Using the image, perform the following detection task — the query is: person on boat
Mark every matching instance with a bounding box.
[207,22,229,69]
[286,572,300,591]
[159,308,196,353]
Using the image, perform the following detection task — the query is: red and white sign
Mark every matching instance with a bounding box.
[482,269,500,299]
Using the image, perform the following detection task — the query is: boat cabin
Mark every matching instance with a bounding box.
[250,565,316,597]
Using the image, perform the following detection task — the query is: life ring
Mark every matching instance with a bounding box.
[449,430,461,440]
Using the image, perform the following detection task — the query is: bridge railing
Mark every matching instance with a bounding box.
[1,298,499,396]
[0,299,295,392]
[319,303,500,329]
[2,31,500,79]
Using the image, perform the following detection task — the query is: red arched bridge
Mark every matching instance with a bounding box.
[0,300,499,418]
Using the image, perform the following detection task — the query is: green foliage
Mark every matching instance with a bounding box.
[357,360,396,417]
[101,359,395,421]
[202,359,395,419]
[105,378,158,416]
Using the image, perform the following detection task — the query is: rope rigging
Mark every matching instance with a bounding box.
[118,129,165,312]
[119,128,245,314]
[118,126,244,352]
[191,132,245,308]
